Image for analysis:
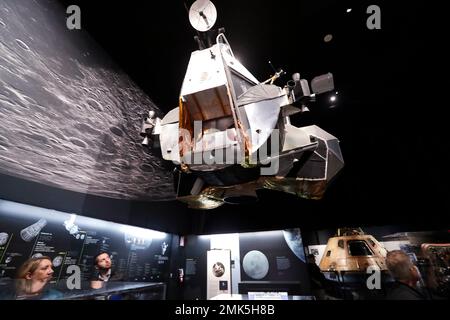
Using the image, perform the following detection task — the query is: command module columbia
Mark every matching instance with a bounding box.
[141,0,344,209]
[319,228,389,283]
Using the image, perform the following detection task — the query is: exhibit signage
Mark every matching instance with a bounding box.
[206,249,231,299]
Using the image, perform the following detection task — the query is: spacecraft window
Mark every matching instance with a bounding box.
[326,250,331,257]
[338,240,345,249]
[368,239,376,247]
[348,241,374,257]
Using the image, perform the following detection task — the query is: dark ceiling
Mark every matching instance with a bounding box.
[44,0,449,233]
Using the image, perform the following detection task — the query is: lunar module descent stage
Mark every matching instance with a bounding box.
[141,0,344,209]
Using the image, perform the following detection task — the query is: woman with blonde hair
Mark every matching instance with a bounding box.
[15,256,62,300]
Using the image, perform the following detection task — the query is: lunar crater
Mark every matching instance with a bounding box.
[15,39,30,51]
[109,126,123,137]
[69,138,87,148]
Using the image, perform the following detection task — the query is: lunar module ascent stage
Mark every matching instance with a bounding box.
[141,0,344,209]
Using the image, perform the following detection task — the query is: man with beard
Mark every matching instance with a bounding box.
[90,252,123,289]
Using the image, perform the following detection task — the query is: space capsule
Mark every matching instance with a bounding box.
[319,228,389,283]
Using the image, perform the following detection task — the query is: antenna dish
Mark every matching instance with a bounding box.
[189,0,217,32]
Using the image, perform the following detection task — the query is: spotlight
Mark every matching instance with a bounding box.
[330,96,336,102]
[346,8,352,13]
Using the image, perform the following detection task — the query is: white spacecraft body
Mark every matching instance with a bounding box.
[150,33,343,209]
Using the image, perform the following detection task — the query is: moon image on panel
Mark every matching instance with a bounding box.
[283,228,306,263]
[0,0,175,201]
[242,250,269,280]
[212,262,225,277]
[52,256,63,267]
[0,232,8,246]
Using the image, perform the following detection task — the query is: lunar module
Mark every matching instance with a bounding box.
[141,0,344,209]
[319,228,389,282]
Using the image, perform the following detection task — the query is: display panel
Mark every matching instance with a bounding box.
[0,199,173,284]
[206,249,231,299]
[239,229,306,282]
[181,228,310,299]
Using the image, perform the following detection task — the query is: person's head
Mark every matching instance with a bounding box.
[386,250,420,285]
[307,254,316,264]
[16,256,54,283]
[16,256,54,296]
[94,252,112,271]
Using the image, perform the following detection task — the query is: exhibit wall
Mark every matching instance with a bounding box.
[178,229,311,299]
[0,0,174,201]
[0,199,173,283]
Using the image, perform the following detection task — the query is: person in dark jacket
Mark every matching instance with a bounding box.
[307,254,327,289]
[307,253,335,299]
[90,252,123,289]
[385,250,427,300]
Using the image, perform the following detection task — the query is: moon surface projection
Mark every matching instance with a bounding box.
[242,250,269,280]
[283,229,306,263]
[0,0,175,201]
